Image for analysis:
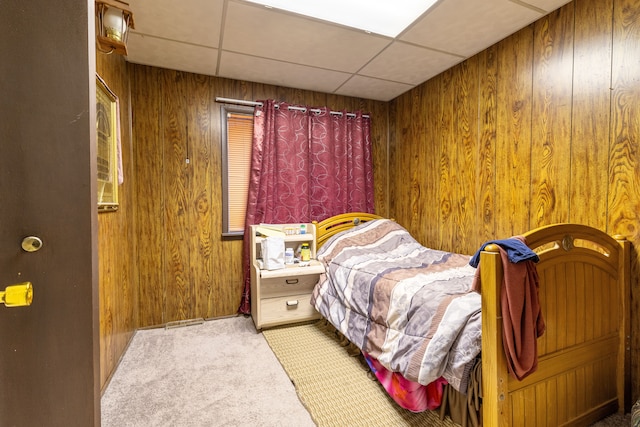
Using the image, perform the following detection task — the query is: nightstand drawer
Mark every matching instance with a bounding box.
[261,274,320,298]
[260,293,320,326]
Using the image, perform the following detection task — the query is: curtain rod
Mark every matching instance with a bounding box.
[215,97,369,119]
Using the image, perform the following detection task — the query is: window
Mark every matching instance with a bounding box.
[221,105,254,236]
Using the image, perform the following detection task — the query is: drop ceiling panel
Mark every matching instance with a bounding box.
[218,51,352,94]
[401,0,544,57]
[223,1,391,73]
[360,42,464,85]
[335,75,414,102]
[521,0,572,12]
[122,0,575,101]
[127,33,218,76]
[127,0,223,47]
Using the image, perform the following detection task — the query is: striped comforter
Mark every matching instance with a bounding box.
[311,219,481,392]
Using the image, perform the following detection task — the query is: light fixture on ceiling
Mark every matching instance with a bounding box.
[95,0,135,55]
[243,0,438,38]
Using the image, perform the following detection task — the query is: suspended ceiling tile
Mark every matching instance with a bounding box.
[218,51,352,95]
[335,75,413,102]
[360,41,464,85]
[401,0,543,57]
[126,33,218,76]
[127,0,224,47]
[223,1,391,73]
[518,0,573,12]
[123,0,576,100]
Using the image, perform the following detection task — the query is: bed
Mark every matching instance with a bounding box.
[311,212,630,426]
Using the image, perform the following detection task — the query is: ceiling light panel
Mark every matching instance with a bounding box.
[242,0,438,38]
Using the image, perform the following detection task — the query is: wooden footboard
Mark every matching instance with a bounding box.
[480,224,630,426]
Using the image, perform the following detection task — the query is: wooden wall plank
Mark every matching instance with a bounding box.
[438,69,456,252]
[131,65,165,328]
[408,86,425,238]
[188,74,214,319]
[162,70,194,322]
[495,25,534,238]
[389,92,414,227]
[421,78,442,247]
[571,0,613,228]
[477,46,498,244]
[530,5,574,227]
[388,98,398,219]
[453,58,479,256]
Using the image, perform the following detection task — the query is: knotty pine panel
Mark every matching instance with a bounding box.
[438,68,456,252]
[187,74,214,319]
[131,65,165,328]
[96,53,137,391]
[392,87,417,234]
[388,0,640,401]
[162,70,196,323]
[495,25,534,238]
[570,0,613,229]
[408,84,428,241]
[422,78,443,247]
[477,45,498,243]
[387,97,399,221]
[453,58,479,256]
[530,6,574,227]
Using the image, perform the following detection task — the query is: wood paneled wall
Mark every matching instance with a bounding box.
[96,53,137,391]
[389,0,640,401]
[129,67,389,327]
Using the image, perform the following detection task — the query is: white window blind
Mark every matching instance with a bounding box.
[222,106,253,235]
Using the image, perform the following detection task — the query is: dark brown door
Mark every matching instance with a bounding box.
[0,1,100,426]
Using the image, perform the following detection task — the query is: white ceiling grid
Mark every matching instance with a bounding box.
[124,0,572,101]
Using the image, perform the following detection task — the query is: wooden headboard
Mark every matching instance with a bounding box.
[314,212,384,248]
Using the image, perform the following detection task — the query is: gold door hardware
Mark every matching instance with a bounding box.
[1,282,33,307]
[21,236,43,252]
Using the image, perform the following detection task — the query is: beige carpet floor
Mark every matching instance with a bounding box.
[101,316,315,426]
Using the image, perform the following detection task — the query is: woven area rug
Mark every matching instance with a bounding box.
[262,321,458,427]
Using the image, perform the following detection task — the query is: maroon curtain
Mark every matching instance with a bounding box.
[238,100,374,314]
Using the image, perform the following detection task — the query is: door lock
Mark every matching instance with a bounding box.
[21,236,43,252]
[1,282,33,307]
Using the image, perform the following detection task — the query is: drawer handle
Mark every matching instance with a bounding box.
[286,300,299,308]
[286,278,299,285]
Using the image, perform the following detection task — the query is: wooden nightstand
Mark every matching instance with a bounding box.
[249,223,323,329]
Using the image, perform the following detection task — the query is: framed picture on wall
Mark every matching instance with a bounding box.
[96,75,119,211]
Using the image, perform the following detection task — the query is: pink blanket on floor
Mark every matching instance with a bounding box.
[364,353,447,412]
